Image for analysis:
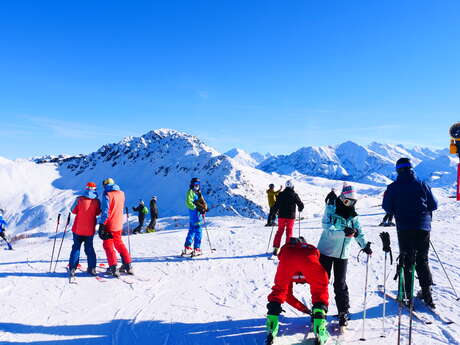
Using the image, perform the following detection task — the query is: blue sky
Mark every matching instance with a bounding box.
[1,1,459,159]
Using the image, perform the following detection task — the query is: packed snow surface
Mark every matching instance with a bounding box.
[1,190,459,345]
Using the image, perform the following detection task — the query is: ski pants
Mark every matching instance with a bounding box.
[69,233,96,270]
[148,217,157,230]
[133,214,145,233]
[184,224,202,249]
[273,218,295,248]
[103,231,132,267]
[0,232,12,250]
[268,245,329,308]
[382,213,394,224]
[397,230,433,292]
[267,206,277,225]
[319,254,350,313]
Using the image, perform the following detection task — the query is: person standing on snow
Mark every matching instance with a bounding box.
[266,184,282,226]
[271,180,304,256]
[324,187,337,205]
[182,177,208,257]
[132,200,148,234]
[146,196,158,233]
[317,183,372,327]
[0,211,13,250]
[99,178,133,277]
[68,182,101,277]
[266,237,330,345]
[383,157,438,308]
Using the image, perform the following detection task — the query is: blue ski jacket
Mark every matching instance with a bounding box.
[382,170,437,232]
[0,216,7,232]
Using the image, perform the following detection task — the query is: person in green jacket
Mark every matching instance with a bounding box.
[317,183,372,327]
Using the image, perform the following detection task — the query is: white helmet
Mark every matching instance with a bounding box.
[285,180,294,189]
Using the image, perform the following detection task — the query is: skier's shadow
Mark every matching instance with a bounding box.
[133,253,271,263]
[0,317,308,345]
[0,271,69,279]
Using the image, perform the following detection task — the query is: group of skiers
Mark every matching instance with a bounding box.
[264,157,438,344]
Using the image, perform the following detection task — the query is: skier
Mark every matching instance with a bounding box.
[383,157,438,308]
[0,211,13,250]
[271,180,304,256]
[146,196,158,233]
[317,183,372,327]
[132,200,148,234]
[324,187,337,205]
[379,212,395,227]
[98,178,133,277]
[265,184,282,226]
[182,177,208,257]
[68,182,101,277]
[266,237,330,345]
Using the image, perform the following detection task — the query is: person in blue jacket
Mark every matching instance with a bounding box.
[317,183,372,326]
[0,211,13,250]
[182,177,207,257]
[383,157,438,308]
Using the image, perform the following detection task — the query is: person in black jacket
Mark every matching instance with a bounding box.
[132,200,147,234]
[147,196,159,233]
[383,157,438,308]
[271,180,304,255]
[324,188,337,205]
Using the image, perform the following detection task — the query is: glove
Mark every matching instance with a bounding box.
[266,315,279,338]
[312,303,329,342]
[343,227,356,237]
[379,232,391,252]
[98,224,113,240]
[363,242,372,255]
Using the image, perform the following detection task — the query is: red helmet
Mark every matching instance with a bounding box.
[85,182,97,190]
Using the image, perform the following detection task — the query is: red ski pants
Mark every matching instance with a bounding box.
[103,231,132,267]
[273,218,295,248]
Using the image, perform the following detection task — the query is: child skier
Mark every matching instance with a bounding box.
[266,237,329,345]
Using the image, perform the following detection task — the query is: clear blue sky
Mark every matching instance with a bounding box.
[1,1,459,159]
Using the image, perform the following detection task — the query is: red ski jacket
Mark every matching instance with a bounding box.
[71,196,101,237]
[268,242,329,310]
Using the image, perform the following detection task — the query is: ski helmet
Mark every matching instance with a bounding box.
[269,183,275,189]
[190,177,200,189]
[102,178,115,186]
[85,182,97,190]
[339,183,357,207]
[285,180,294,189]
[395,157,413,174]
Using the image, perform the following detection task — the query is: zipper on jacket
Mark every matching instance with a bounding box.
[339,238,346,259]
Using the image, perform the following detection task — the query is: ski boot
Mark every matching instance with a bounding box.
[87,267,97,276]
[312,303,329,345]
[119,263,134,275]
[389,222,396,227]
[418,286,436,309]
[338,311,349,327]
[69,268,76,278]
[181,246,193,256]
[265,314,279,345]
[272,247,280,256]
[191,248,202,257]
[379,222,386,226]
[107,265,120,278]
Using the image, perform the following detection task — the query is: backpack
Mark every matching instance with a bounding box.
[141,206,149,215]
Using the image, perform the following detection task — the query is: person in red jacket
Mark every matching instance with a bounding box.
[68,182,101,277]
[266,237,330,345]
[98,178,133,277]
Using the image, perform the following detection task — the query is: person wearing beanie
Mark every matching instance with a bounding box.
[99,178,133,276]
[317,183,372,327]
[271,180,304,255]
[146,196,159,233]
[383,157,438,308]
[132,200,148,234]
[325,187,337,205]
[68,182,101,277]
[266,184,283,226]
[183,177,208,257]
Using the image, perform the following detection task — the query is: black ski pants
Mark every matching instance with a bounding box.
[133,214,145,234]
[382,213,394,224]
[319,254,349,313]
[148,217,157,230]
[397,230,433,291]
[267,206,277,225]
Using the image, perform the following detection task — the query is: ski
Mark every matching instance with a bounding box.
[414,296,455,325]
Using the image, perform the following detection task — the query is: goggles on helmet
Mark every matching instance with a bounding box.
[342,198,357,207]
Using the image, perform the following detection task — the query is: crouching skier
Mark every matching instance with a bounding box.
[266,237,330,345]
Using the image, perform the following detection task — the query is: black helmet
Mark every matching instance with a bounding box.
[269,183,275,188]
[190,177,200,189]
[395,158,413,174]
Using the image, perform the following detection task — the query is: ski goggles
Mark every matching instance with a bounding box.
[342,198,357,207]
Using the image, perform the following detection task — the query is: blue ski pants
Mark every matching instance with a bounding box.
[69,233,96,270]
[184,224,202,249]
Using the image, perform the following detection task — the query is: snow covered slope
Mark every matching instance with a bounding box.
[0,190,459,345]
[224,148,271,168]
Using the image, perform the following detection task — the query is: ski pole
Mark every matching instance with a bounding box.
[49,213,61,272]
[125,207,131,255]
[53,213,71,272]
[203,215,216,252]
[266,224,275,254]
[381,251,387,338]
[298,212,301,238]
[430,240,460,300]
[408,253,416,345]
[359,254,370,341]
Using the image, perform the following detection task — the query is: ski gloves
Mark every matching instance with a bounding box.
[266,301,283,337]
[362,242,372,255]
[98,224,113,240]
[379,231,393,265]
[312,303,329,343]
[343,227,356,237]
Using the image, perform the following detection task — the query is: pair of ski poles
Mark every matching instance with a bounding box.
[49,213,71,273]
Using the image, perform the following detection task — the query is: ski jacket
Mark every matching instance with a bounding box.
[100,184,125,232]
[186,189,203,226]
[150,199,159,218]
[71,190,101,237]
[132,204,146,222]
[268,241,329,308]
[0,216,7,233]
[324,191,337,205]
[272,188,304,219]
[267,188,282,208]
[382,171,437,232]
[317,201,368,259]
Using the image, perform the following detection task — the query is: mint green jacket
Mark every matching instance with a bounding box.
[317,204,368,259]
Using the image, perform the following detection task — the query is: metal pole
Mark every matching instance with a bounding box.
[298,212,301,238]
[360,254,370,341]
[430,240,460,300]
[53,213,71,272]
[266,224,275,254]
[203,215,216,252]
[380,252,387,338]
[49,214,61,272]
[125,207,131,255]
